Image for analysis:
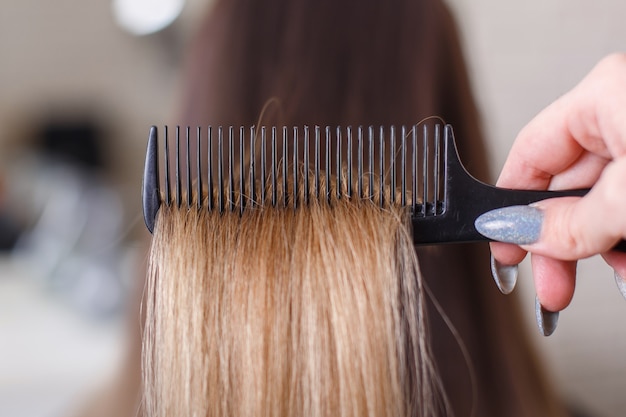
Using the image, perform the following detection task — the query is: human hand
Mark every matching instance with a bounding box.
[475,53,626,335]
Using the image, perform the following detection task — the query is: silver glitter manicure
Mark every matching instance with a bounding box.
[475,205,543,245]
[614,271,626,300]
[490,254,518,295]
[535,296,559,336]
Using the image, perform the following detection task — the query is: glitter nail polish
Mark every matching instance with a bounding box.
[475,205,543,245]
[490,253,518,295]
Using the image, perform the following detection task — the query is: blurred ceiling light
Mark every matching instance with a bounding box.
[112,0,185,36]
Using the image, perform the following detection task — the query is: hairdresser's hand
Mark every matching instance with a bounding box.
[476,53,626,328]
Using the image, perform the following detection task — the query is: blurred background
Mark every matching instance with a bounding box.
[0,0,624,416]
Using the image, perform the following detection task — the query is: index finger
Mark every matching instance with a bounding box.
[497,53,626,190]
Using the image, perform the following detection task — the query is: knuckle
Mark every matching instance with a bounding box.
[560,207,588,256]
[599,160,626,236]
[546,200,591,258]
[597,53,626,72]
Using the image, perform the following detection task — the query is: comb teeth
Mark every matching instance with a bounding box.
[142,124,446,233]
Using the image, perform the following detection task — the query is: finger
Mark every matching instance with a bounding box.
[498,97,590,190]
[527,158,626,260]
[547,150,608,190]
[603,251,626,298]
[587,54,626,158]
[485,152,606,267]
[532,254,577,312]
[602,251,626,282]
[489,241,527,266]
[498,54,626,190]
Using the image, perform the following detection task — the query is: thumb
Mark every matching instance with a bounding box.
[529,158,626,259]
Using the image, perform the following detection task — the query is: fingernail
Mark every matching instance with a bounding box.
[475,205,543,245]
[490,253,518,294]
[614,271,626,300]
[535,296,559,336]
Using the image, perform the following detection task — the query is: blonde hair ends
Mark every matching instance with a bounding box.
[143,175,440,417]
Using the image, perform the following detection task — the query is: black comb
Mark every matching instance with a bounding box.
[141,124,626,250]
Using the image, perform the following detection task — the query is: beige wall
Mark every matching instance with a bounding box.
[1,1,625,416]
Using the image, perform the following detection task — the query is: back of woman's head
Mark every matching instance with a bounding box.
[180,0,485,167]
[156,0,570,416]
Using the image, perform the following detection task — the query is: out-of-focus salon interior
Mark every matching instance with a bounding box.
[1,1,625,416]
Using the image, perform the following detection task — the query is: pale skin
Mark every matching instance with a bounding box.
[491,53,626,313]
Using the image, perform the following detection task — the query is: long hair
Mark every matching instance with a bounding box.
[144,176,440,416]
[146,0,570,415]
